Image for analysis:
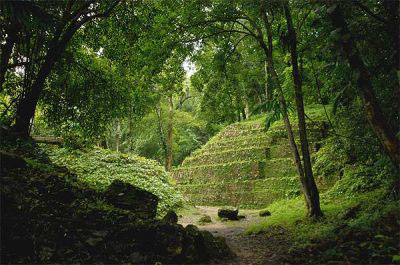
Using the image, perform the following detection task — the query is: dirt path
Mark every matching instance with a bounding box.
[179,206,291,265]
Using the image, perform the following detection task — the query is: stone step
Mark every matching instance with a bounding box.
[176,176,301,207]
[216,127,265,138]
[202,126,323,154]
[201,135,271,153]
[182,146,268,167]
[224,122,265,131]
[183,142,301,167]
[173,160,262,184]
[173,157,295,185]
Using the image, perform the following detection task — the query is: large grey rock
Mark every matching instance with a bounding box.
[104,180,158,219]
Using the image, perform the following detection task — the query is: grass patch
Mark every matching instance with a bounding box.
[176,205,203,216]
[246,188,399,264]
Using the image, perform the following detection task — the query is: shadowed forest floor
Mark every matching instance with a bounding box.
[179,206,291,265]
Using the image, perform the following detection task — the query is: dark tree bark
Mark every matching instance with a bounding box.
[283,1,323,218]
[328,3,400,169]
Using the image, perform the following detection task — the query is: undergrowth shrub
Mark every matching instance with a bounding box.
[327,156,396,197]
[313,136,347,182]
[44,146,184,216]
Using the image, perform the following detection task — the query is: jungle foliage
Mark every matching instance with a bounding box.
[1,0,399,263]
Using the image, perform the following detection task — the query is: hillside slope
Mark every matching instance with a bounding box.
[44,146,183,215]
[172,106,329,208]
[1,141,232,264]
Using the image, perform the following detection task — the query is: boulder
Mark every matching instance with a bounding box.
[104,180,158,219]
[218,207,238,220]
[259,209,271,217]
[162,210,178,224]
[183,224,233,263]
[200,230,234,259]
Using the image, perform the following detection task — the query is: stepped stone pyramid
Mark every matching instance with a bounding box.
[172,110,328,208]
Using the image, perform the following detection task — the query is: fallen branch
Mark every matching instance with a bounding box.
[32,136,64,145]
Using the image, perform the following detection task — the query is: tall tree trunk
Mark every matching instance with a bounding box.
[259,1,323,217]
[284,1,322,217]
[156,103,167,160]
[165,95,174,171]
[328,3,400,169]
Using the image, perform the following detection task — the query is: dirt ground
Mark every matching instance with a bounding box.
[178,206,291,265]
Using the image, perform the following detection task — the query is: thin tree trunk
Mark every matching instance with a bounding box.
[105,138,110,149]
[129,103,133,152]
[264,60,270,101]
[259,1,323,217]
[165,95,174,171]
[328,3,400,168]
[269,57,309,210]
[259,5,306,208]
[115,120,120,152]
[284,1,322,217]
[244,100,250,119]
[156,103,167,164]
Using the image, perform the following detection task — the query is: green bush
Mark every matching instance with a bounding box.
[44,146,184,216]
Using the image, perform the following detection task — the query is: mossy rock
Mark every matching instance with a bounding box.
[183,224,233,263]
[103,180,158,219]
[162,210,178,224]
[197,214,212,225]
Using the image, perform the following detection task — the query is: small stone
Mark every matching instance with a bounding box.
[197,214,212,225]
[259,210,271,217]
[217,207,238,220]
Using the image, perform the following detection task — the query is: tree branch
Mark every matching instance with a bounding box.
[353,1,388,24]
